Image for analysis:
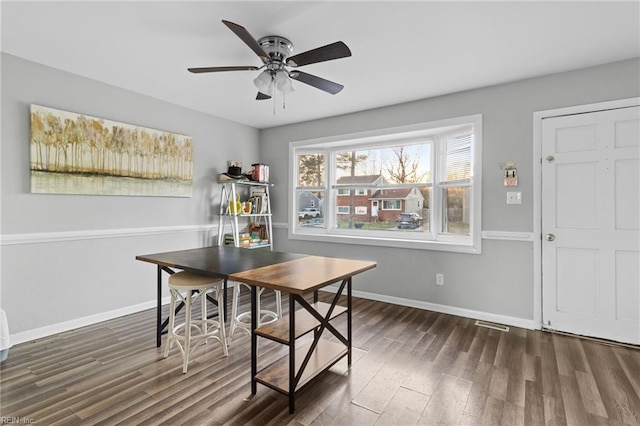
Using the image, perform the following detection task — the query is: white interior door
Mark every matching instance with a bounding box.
[542,105,640,345]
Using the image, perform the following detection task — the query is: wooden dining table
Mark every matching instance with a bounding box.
[136,245,376,413]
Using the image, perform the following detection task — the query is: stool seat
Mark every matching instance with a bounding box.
[168,272,220,287]
[164,271,228,373]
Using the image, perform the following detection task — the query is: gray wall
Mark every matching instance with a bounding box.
[2,53,638,339]
[1,54,260,337]
[261,58,640,323]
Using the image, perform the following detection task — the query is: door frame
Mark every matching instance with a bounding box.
[532,97,640,329]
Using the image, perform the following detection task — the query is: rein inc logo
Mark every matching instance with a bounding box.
[0,418,34,424]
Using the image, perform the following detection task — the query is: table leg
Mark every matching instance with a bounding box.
[348,277,352,366]
[251,285,258,395]
[156,266,162,347]
[289,294,296,414]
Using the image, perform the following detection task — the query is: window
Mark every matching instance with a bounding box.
[355,206,367,215]
[290,115,482,253]
[382,200,401,210]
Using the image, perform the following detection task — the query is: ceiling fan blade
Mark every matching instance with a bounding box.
[188,66,260,73]
[256,92,271,100]
[289,71,344,95]
[222,20,269,63]
[286,41,351,67]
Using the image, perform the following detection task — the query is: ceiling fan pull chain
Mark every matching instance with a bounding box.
[272,77,276,115]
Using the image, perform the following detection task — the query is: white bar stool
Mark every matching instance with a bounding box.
[164,271,228,373]
[228,282,282,344]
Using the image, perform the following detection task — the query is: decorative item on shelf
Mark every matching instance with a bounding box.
[220,164,250,182]
[228,193,242,214]
[223,233,235,245]
[238,232,251,247]
[249,223,268,241]
[250,163,269,183]
[248,194,267,214]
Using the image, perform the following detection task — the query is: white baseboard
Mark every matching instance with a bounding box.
[323,285,539,330]
[10,296,171,346]
[11,285,539,346]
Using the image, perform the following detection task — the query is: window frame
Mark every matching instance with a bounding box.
[289,114,482,253]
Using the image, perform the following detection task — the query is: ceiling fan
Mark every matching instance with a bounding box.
[188,20,352,101]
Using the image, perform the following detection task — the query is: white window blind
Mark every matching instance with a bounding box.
[441,133,472,184]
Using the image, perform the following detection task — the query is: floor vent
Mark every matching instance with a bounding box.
[474,320,510,332]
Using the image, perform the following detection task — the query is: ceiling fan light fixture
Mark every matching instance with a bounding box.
[253,70,273,95]
[274,70,294,94]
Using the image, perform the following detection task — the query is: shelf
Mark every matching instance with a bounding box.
[255,302,347,344]
[219,180,272,187]
[245,243,271,250]
[255,339,348,395]
[220,213,271,217]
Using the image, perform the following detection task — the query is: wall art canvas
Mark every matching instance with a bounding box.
[30,104,193,197]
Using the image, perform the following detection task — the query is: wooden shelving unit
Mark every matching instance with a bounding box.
[255,302,347,344]
[255,339,348,394]
[252,295,351,412]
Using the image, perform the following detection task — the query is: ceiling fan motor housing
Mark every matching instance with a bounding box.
[258,36,293,71]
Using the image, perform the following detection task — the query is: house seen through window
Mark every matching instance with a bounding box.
[290,115,482,252]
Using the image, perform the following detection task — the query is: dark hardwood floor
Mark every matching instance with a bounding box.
[1,291,639,425]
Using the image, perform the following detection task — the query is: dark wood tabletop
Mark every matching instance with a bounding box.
[136,245,306,279]
[137,245,376,295]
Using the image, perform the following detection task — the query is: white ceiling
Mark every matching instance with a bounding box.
[2,1,639,129]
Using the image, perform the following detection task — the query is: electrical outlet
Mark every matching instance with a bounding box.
[436,273,444,286]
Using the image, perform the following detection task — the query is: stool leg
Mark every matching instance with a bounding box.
[182,290,193,374]
[201,289,208,336]
[164,288,177,358]
[275,290,282,319]
[229,282,240,344]
[217,285,229,356]
[257,286,263,325]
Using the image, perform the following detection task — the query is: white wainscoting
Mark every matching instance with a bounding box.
[1,224,218,345]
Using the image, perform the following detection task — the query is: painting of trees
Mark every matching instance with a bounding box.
[30,105,193,196]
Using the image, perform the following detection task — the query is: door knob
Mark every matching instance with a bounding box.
[545,233,555,242]
[546,155,555,163]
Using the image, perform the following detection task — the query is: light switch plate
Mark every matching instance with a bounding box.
[506,191,522,204]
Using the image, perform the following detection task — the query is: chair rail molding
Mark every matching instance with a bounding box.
[0,224,218,246]
[481,230,536,242]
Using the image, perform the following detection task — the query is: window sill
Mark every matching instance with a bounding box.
[288,228,481,254]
